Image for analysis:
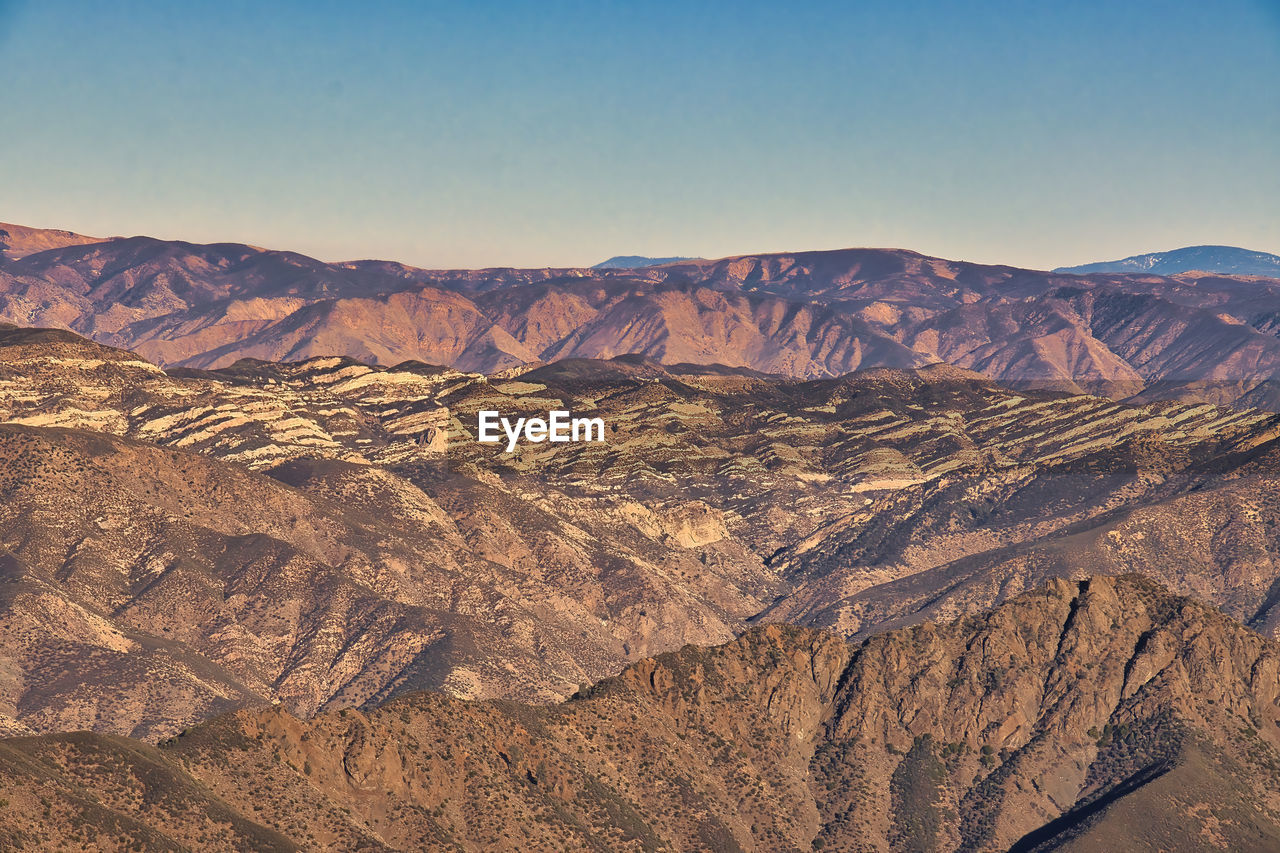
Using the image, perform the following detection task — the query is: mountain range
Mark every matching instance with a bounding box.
[6,223,1280,848]
[3,575,1280,851]
[5,224,1280,410]
[7,324,1280,749]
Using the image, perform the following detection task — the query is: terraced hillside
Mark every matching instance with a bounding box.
[2,577,1280,851]
[6,324,1280,742]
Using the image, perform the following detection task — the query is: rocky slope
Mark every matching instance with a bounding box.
[2,576,1279,851]
[0,329,786,739]
[7,325,1280,744]
[6,227,1280,407]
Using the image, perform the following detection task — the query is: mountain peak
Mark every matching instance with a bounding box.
[1055,245,1280,277]
[591,255,698,269]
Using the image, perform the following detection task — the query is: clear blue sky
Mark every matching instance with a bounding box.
[1,0,1276,269]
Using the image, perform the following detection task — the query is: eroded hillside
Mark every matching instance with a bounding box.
[1,577,1279,851]
[5,325,1280,743]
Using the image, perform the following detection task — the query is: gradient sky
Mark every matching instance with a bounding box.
[1,0,1277,269]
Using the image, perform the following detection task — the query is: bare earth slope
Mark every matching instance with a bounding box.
[6,229,1280,407]
[2,577,1280,851]
[0,222,109,261]
[0,330,787,738]
[8,326,1280,746]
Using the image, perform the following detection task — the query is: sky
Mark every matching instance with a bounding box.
[0,0,1277,269]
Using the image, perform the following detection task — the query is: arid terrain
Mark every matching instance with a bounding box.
[6,224,1280,408]
[5,225,1280,849]
[3,576,1280,851]
[5,323,1280,748]
[5,0,1274,840]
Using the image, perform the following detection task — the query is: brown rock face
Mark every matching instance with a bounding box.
[6,230,1280,407]
[2,576,1280,851]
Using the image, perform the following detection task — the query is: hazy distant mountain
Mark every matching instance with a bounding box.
[1055,244,1280,277]
[591,254,696,269]
[8,224,1280,409]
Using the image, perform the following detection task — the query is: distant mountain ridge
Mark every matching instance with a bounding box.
[1055,244,1280,277]
[0,221,110,260]
[591,254,697,269]
[6,223,1280,409]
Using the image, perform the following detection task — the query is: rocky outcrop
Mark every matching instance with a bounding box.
[2,577,1279,851]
